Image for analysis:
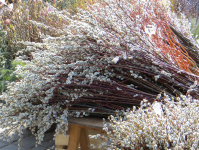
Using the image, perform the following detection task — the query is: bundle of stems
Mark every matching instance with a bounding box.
[44,0,199,114]
[0,0,199,147]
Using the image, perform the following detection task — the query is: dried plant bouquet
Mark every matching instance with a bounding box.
[100,94,199,149]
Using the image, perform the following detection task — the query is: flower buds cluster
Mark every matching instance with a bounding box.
[101,94,199,149]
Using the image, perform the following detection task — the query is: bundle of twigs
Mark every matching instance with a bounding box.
[49,0,199,115]
[1,0,199,146]
[13,0,199,116]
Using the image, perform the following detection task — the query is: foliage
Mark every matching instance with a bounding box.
[0,0,65,57]
[0,0,199,149]
[0,0,96,70]
[0,61,25,94]
[0,0,96,47]
[0,23,25,95]
[100,94,199,149]
[12,60,25,69]
[0,24,20,69]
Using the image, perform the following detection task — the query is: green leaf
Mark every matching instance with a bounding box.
[12,61,25,69]
[0,31,7,37]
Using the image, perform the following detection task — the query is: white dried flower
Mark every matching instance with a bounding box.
[112,56,120,64]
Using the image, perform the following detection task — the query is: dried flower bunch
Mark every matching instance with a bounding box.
[101,94,199,149]
[0,0,199,148]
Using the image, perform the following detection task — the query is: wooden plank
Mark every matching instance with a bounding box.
[78,124,105,132]
[55,134,69,146]
[88,129,106,135]
[67,124,81,150]
[79,128,90,150]
[68,117,106,130]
